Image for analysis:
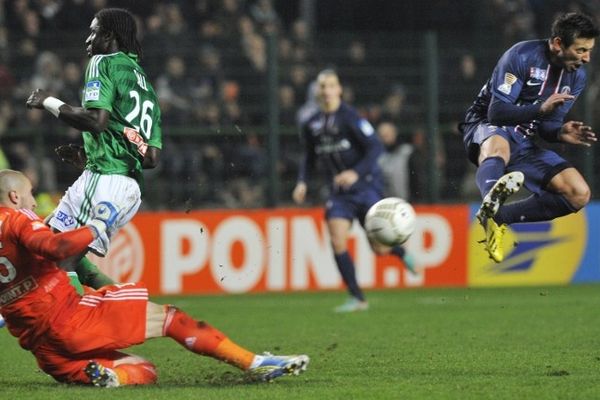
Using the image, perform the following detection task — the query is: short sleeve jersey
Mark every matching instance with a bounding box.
[82,52,163,184]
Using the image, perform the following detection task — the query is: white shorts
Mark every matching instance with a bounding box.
[48,170,141,256]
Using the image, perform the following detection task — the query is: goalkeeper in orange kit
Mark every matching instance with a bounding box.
[0,170,309,386]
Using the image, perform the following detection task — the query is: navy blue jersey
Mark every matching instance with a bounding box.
[298,102,383,194]
[464,39,586,138]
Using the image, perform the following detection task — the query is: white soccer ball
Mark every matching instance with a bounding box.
[365,197,416,246]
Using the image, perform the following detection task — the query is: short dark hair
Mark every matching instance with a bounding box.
[551,12,600,47]
[317,68,339,81]
[95,8,142,59]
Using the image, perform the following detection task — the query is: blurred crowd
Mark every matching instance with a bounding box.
[1,0,600,210]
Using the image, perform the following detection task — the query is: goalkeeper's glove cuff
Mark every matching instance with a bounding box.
[87,219,108,239]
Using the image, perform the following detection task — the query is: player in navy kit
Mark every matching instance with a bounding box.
[292,69,415,312]
[460,12,599,263]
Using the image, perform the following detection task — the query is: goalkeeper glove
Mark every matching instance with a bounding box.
[87,201,120,238]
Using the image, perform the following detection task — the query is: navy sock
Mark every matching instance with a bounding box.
[495,192,577,225]
[475,157,506,198]
[390,245,406,259]
[334,251,364,301]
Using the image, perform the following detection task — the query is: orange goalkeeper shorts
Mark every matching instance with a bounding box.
[48,282,148,353]
[31,282,150,383]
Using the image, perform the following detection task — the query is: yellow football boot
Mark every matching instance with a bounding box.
[484,217,507,263]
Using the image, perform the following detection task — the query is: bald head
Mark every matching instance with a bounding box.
[0,169,36,211]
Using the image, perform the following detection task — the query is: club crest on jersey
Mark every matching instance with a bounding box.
[498,72,517,95]
[529,67,547,81]
[309,119,324,135]
[56,211,75,227]
[84,80,101,101]
[359,119,375,136]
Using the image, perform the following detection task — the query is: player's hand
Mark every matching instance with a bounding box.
[558,121,597,147]
[334,170,359,189]
[292,182,307,204]
[55,144,87,170]
[26,88,50,109]
[87,201,121,238]
[539,93,575,115]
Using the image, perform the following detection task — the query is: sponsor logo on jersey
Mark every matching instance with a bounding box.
[315,138,351,154]
[123,127,148,156]
[55,211,75,227]
[84,80,101,101]
[529,67,547,81]
[0,276,38,306]
[498,72,517,95]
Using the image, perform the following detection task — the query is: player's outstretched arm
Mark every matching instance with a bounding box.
[18,202,120,262]
[16,213,94,262]
[558,121,597,147]
[26,88,109,134]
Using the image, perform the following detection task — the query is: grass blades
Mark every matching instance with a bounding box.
[2,286,600,399]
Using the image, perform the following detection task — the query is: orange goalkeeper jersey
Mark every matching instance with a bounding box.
[0,207,94,350]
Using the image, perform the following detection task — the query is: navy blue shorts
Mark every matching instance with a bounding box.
[462,122,571,195]
[325,186,383,226]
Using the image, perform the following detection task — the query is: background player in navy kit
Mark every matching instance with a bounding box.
[292,69,415,313]
[460,12,599,263]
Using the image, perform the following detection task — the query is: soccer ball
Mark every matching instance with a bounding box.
[364,197,416,246]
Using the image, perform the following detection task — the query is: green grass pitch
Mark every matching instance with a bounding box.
[2,285,600,399]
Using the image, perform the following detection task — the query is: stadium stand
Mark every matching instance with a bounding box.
[2,0,600,209]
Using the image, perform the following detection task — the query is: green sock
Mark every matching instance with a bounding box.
[76,257,115,289]
[67,271,84,295]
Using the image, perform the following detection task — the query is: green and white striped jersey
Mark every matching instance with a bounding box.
[82,52,162,185]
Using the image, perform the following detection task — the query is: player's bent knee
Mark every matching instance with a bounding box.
[569,188,591,210]
[579,187,591,208]
[43,363,88,385]
[478,136,510,164]
[562,180,591,210]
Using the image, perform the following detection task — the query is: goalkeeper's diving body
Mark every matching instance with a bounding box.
[0,170,309,386]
